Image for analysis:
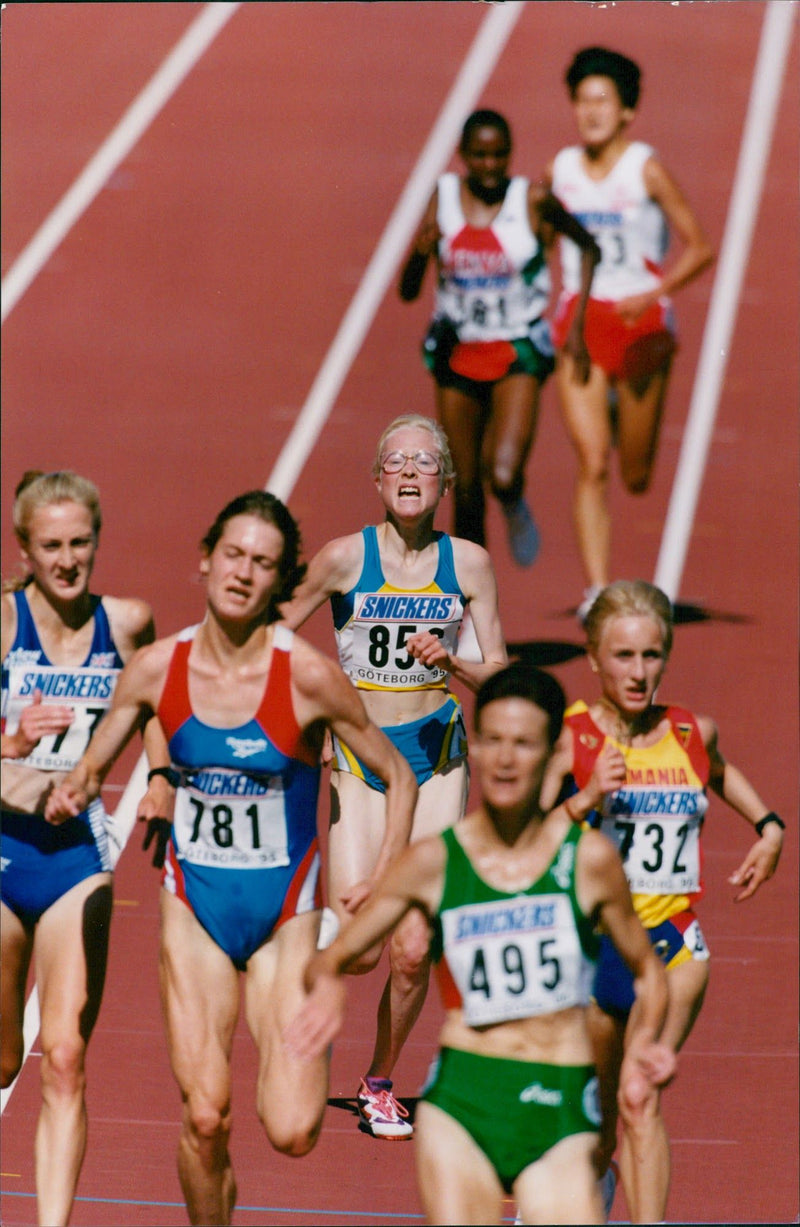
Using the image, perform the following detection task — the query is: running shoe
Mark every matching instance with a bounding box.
[356,1077,413,1140]
[576,584,603,626]
[503,498,541,567]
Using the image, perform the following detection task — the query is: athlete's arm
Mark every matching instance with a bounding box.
[578,830,676,1085]
[278,534,361,629]
[398,189,440,302]
[43,641,169,823]
[284,836,445,1061]
[410,540,507,691]
[532,183,601,385]
[699,713,783,901]
[615,157,713,324]
[290,637,418,901]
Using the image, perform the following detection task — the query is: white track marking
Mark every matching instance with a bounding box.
[1,2,241,324]
[265,0,527,501]
[654,0,797,600]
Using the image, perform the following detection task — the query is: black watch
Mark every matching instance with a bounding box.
[147,766,180,788]
[755,812,785,837]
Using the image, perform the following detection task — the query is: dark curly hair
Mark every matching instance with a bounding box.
[565,46,641,110]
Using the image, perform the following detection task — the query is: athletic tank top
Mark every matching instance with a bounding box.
[433,173,551,340]
[431,824,598,1027]
[157,623,320,871]
[566,701,710,927]
[331,527,465,692]
[551,142,669,300]
[1,588,124,772]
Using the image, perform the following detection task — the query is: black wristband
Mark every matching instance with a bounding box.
[147,766,179,788]
[755,811,785,837]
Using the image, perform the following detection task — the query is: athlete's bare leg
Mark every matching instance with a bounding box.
[415,1100,506,1225]
[34,874,112,1227]
[514,1132,604,1225]
[436,385,489,546]
[366,763,469,1080]
[245,910,329,1156]
[159,890,240,1227]
[615,362,672,495]
[556,355,613,589]
[1,901,33,1087]
[483,373,541,507]
[618,957,708,1224]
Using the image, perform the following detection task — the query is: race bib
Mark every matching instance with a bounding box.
[172,770,289,870]
[350,591,462,689]
[3,663,118,772]
[440,893,593,1026]
[601,812,702,894]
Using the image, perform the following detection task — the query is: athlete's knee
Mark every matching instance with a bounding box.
[389,917,431,983]
[487,444,523,498]
[40,1038,87,1099]
[618,1066,659,1128]
[184,1091,232,1152]
[264,1111,321,1158]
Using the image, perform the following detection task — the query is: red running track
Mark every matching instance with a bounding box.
[2,4,797,1223]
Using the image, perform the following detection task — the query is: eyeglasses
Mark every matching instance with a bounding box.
[380,450,441,476]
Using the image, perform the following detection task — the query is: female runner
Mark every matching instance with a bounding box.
[399,109,600,565]
[544,47,713,618]
[286,662,675,1225]
[45,489,417,1226]
[281,413,507,1139]
[1,470,164,1227]
[545,580,784,1221]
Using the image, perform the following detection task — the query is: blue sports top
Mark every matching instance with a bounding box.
[331,526,466,691]
[157,623,321,872]
[2,588,124,772]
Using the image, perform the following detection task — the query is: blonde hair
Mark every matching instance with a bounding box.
[372,414,455,488]
[5,470,102,592]
[584,580,673,658]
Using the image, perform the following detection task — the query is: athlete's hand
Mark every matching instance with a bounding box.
[7,689,73,759]
[614,291,655,325]
[413,219,441,258]
[137,777,175,868]
[620,1034,677,1105]
[284,970,347,1062]
[406,630,450,671]
[340,878,374,914]
[729,825,783,902]
[591,742,627,801]
[44,780,88,825]
[563,325,592,385]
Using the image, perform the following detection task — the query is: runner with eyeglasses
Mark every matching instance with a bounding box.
[281,413,507,1140]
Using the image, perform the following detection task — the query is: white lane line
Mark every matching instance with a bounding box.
[1,2,241,324]
[265,0,527,501]
[654,0,798,600]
